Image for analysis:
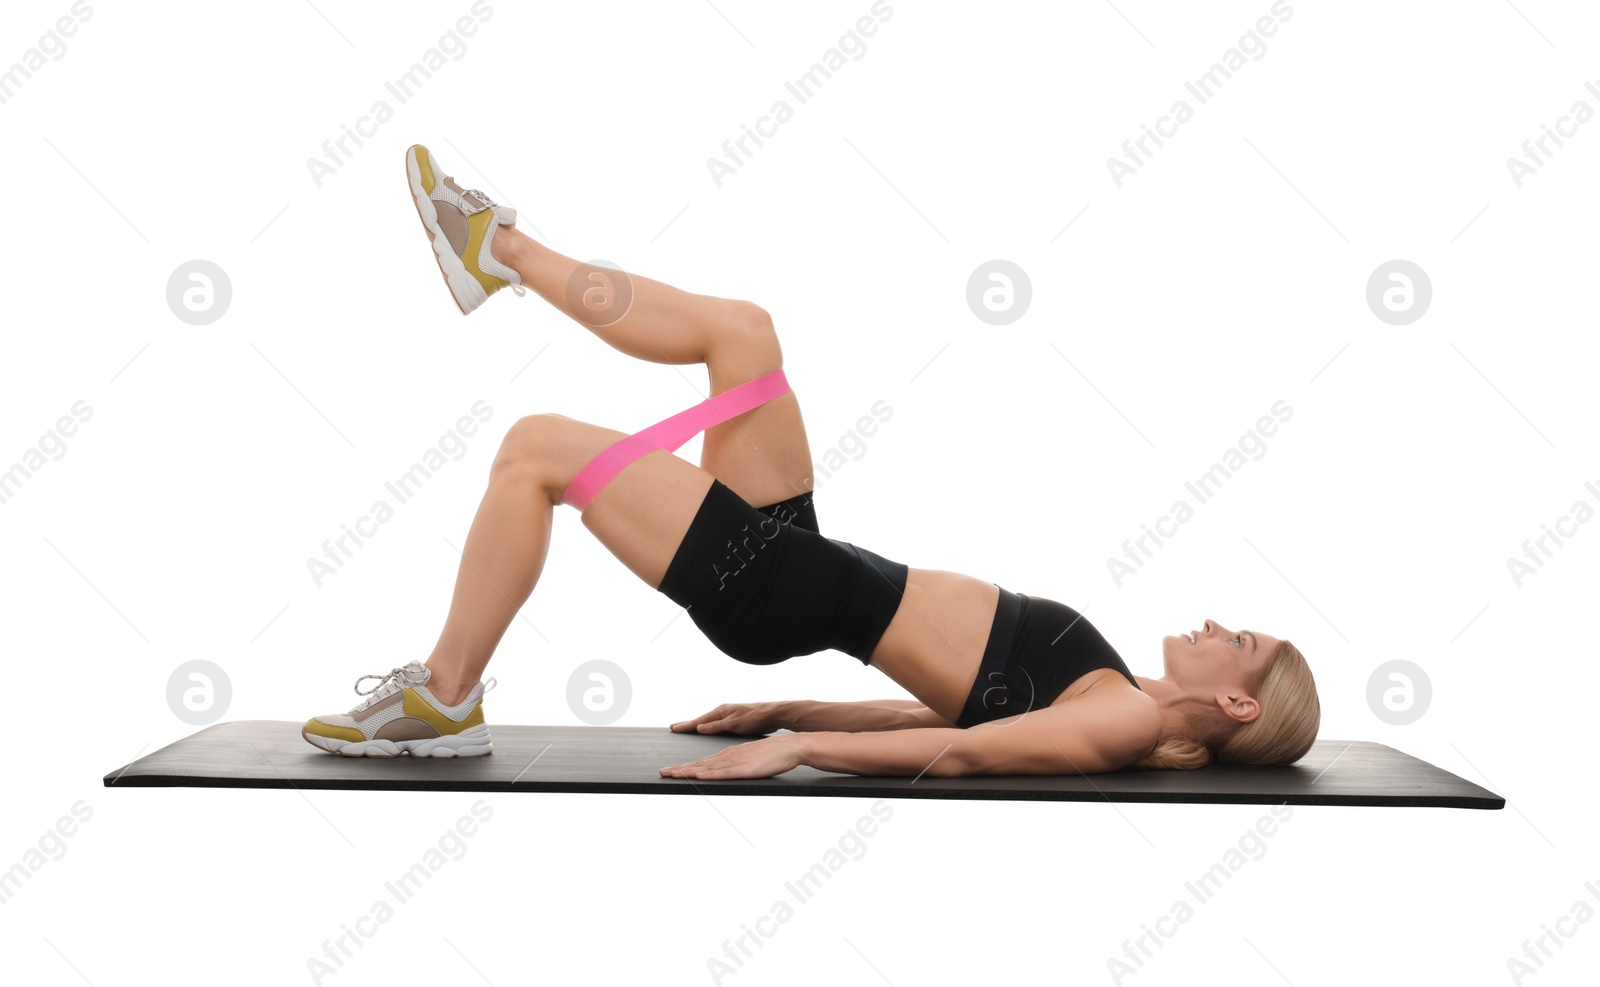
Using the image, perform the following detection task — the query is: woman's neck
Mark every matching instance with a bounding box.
[1134,676,1218,746]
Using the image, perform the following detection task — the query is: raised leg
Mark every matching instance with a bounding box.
[490,225,815,507]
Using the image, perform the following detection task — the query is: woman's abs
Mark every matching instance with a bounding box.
[868,568,1000,723]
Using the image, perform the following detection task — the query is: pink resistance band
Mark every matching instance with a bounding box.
[560,368,792,511]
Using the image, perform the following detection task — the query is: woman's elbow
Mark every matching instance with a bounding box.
[938,745,1034,777]
[945,745,1116,778]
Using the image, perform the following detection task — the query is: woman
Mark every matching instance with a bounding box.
[300,145,1321,779]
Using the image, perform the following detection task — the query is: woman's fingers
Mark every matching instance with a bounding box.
[657,738,801,779]
[660,754,727,777]
[670,703,762,733]
[669,704,732,732]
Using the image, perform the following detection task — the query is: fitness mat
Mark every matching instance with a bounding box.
[103,721,1503,809]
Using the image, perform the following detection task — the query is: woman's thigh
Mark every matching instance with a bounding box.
[697,307,816,509]
[582,449,716,590]
[517,413,716,590]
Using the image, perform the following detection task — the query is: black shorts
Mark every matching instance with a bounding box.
[656,480,908,665]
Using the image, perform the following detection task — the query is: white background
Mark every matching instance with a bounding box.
[2,1,1597,984]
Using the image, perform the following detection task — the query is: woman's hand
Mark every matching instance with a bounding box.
[669,701,787,736]
[659,735,807,780]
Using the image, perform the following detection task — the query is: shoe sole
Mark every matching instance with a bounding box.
[405,145,488,316]
[301,722,494,758]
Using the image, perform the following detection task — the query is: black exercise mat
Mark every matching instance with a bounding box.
[103,720,1503,809]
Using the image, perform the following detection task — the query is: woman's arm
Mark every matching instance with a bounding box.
[802,692,1159,776]
[784,699,955,732]
[659,692,1158,780]
[670,699,953,736]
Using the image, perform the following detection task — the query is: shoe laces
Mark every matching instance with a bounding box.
[352,662,430,711]
[463,187,519,226]
[352,665,498,713]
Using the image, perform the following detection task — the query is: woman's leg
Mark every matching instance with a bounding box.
[419,262,816,706]
[489,225,815,508]
[421,410,716,706]
[419,409,998,723]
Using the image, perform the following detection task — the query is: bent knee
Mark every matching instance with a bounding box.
[730,300,774,336]
[494,413,573,470]
[495,413,631,500]
[716,300,782,373]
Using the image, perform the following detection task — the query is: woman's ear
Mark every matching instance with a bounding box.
[1215,690,1261,726]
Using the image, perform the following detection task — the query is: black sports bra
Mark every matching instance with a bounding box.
[955,590,1140,728]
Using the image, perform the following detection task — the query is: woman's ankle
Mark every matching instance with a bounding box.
[490,223,529,273]
[423,660,478,708]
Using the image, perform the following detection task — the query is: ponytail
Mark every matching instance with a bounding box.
[1131,735,1212,771]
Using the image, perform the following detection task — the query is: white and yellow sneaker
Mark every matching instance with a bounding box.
[405,143,523,315]
[302,661,495,757]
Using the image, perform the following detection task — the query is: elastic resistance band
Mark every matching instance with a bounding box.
[560,368,792,511]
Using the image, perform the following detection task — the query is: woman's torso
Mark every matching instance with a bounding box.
[868,568,1144,727]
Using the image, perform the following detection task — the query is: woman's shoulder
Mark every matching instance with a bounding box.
[1054,671,1162,763]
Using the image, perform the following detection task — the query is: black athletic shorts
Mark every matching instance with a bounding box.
[656,480,908,665]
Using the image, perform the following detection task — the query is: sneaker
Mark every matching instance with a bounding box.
[404,143,524,315]
[301,660,496,757]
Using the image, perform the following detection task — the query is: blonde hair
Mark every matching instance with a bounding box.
[1131,639,1319,771]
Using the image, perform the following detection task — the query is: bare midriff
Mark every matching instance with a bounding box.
[868,569,1142,725]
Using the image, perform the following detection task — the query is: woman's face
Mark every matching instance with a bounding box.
[1161,619,1278,692]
